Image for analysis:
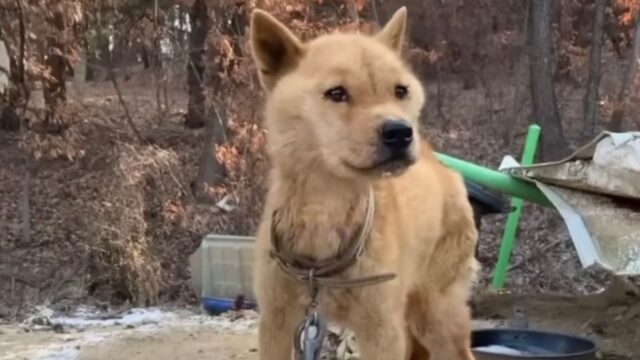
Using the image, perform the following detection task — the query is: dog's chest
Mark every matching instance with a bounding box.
[274,202,364,260]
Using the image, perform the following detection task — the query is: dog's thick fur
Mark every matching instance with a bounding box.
[249,7,479,360]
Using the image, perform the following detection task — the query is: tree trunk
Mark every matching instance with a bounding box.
[582,0,606,137]
[43,10,68,132]
[141,45,151,69]
[347,0,360,23]
[152,0,164,118]
[185,0,209,129]
[193,115,227,201]
[528,0,569,161]
[609,15,640,132]
[20,153,31,246]
[1,35,19,132]
[0,40,8,94]
[0,0,26,132]
[503,0,530,147]
[178,6,187,50]
[86,26,110,81]
[191,2,228,200]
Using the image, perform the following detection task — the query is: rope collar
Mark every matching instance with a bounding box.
[269,187,397,289]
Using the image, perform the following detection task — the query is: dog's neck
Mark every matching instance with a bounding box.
[269,165,372,260]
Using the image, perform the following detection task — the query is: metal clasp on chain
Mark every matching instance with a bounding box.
[293,268,327,360]
[294,309,327,360]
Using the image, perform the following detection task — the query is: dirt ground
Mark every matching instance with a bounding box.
[1,292,638,360]
[0,324,258,360]
[78,332,258,360]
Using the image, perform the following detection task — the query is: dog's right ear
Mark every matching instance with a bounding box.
[250,10,304,92]
[375,6,407,53]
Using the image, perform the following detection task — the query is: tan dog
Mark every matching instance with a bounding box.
[249,6,479,360]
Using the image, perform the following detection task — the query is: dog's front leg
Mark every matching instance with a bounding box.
[257,303,300,360]
[255,267,300,359]
[351,311,407,360]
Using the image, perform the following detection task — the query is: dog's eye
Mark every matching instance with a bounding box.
[324,86,349,103]
[395,85,409,100]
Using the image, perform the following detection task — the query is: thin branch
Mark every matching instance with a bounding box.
[608,14,640,131]
[20,150,31,246]
[152,0,165,120]
[347,0,360,23]
[16,0,24,88]
[431,0,448,127]
[371,0,380,27]
[107,66,145,143]
[0,11,18,50]
[582,0,606,138]
[479,58,494,124]
[211,99,228,142]
[617,16,640,101]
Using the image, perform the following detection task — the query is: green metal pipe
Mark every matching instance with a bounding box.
[434,151,551,207]
[492,124,542,289]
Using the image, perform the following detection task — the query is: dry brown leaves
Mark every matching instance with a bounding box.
[614,0,640,25]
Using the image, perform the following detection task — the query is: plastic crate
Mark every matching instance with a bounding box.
[189,234,256,304]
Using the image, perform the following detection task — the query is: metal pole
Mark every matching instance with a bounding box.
[434,152,550,207]
[491,124,542,289]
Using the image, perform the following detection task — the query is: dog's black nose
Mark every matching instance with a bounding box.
[379,120,413,150]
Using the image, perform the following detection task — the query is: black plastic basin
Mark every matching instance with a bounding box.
[471,328,597,360]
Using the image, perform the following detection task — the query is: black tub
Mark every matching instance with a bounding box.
[471,328,597,360]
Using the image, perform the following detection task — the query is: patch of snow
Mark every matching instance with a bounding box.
[53,307,168,329]
[34,305,258,333]
[0,332,107,360]
[5,305,259,360]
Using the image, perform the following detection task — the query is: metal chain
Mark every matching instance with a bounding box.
[294,268,327,360]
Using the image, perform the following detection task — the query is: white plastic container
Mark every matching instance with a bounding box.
[189,234,256,302]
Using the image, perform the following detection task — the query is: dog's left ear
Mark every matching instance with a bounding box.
[375,6,408,53]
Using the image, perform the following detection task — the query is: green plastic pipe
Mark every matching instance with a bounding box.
[491,124,542,289]
[434,151,550,207]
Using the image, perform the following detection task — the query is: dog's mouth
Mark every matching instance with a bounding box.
[344,153,416,176]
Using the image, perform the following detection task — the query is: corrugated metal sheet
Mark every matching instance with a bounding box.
[501,132,640,275]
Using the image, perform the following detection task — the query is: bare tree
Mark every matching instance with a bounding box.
[528,0,569,161]
[609,14,640,132]
[0,0,26,132]
[43,8,70,132]
[185,0,209,129]
[191,2,229,201]
[347,0,360,23]
[430,0,448,127]
[503,0,530,147]
[20,143,31,246]
[583,0,606,137]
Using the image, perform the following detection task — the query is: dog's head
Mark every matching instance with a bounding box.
[250,7,424,180]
